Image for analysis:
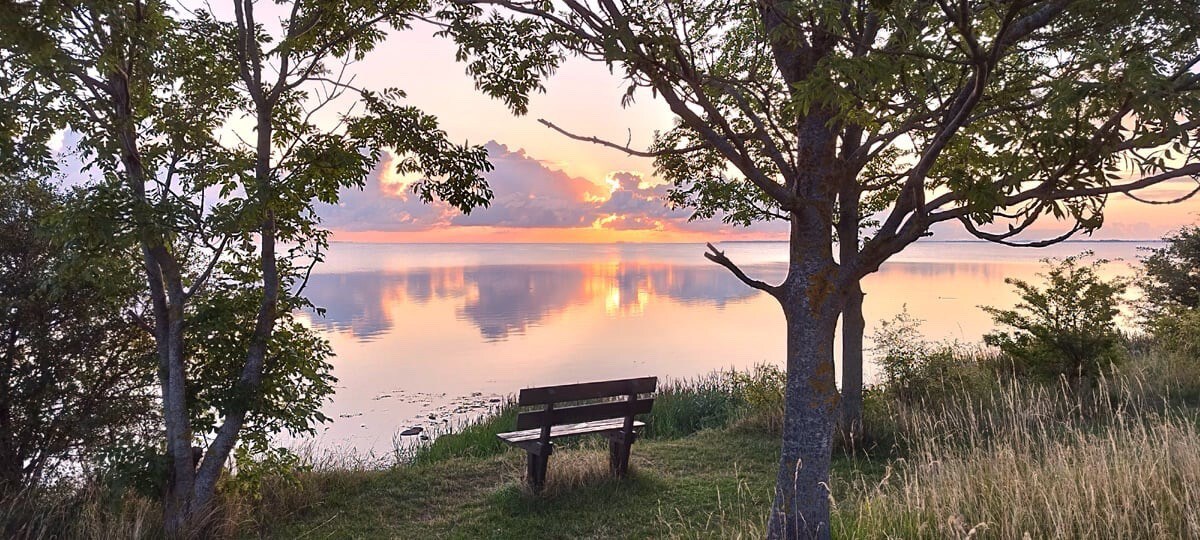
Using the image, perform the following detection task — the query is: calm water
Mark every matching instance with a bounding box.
[297,241,1155,453]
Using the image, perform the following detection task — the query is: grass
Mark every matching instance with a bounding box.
[9,354,1200,538]
[403,405,519,466]
[833,374,1200,539]
[267,429,785,539]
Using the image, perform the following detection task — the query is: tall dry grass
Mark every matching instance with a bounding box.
[2,486,160,540]
[0,442,386,540]
[836,372,1200,538]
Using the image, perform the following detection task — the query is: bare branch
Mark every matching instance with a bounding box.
[703,242,780,297]
[183,235,231,300]
[538,118,712,157]
[1123,182,1200,205]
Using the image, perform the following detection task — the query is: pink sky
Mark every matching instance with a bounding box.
[309,22,1200,243]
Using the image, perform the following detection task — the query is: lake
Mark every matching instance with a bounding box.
[297,241,1155,454]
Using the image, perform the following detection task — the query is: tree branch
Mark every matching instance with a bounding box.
[703,242,780,297]
[538,118,715,157]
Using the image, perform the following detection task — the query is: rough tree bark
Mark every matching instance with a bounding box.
[769,221,846,540]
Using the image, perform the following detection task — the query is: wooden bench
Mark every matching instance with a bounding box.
[497,376,657,492]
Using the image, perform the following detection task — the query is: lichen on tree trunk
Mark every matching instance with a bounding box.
[767,232,845,540]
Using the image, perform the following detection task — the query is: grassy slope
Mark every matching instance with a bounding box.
[267,428,879,539]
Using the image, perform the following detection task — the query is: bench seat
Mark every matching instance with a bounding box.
[497,418,645,452]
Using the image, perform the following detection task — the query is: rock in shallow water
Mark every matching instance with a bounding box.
[400,427,424,436]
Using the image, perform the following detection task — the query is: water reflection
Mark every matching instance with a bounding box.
[305,262,775,342]
[298,241,1154,454]
[303,257,1121,343]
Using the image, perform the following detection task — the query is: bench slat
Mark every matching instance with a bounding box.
[498,418,646,444]
[516,398,655,430]
[517,376,658,406]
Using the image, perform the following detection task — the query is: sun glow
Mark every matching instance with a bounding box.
[378,154,424,195]
[604,285,621,315]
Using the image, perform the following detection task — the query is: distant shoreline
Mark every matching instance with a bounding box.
[326,238,1164,245]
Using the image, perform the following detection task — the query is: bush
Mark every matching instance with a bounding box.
[727,364,786,432]
[1139,224,1200,316]
[982,251,1129,382]
[871,309,993,403]
[0,178,157,494]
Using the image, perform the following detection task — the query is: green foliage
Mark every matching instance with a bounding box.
[351,88,494,214]
[187,284,336,447]
[983,252,1129,381]
[1148,308,1200,360]
[1139,225,1200,317]
[0,177,157,492]
[92,439,171,499]
[227,445,308,503]
[727,364,786,430]
[871,309,992,402]
[435,4,563,116]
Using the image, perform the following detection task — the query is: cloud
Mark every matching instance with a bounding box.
[317,156,458,232]
[449,142,605,228]
[315,140,794,240]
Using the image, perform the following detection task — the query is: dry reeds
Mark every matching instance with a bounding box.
[838,372,1200,539]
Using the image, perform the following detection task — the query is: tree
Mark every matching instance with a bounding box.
[1,0,550,533]
[0,176,156,493]
[1140,225,1200,316]
[455,1,1200,536]
[1138,225,1200,358]
[652,133,887,438]
[983,252,1129,381]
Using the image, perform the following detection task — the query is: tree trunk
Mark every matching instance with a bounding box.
[110,65,197,535]
[768,248,844,539]
[836,174,864,441]
[191,100,281,515]
[162,297,193,535]
[839,282,865,440]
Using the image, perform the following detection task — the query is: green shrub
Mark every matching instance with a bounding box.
[1149,307,1200,359]
[871,309,993,403]
[1138,225,1200,316]
[727,364,786,432]
[836,386,901,456]
[983,252,1129,382]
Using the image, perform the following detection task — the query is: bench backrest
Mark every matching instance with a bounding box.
[515,376,657,431]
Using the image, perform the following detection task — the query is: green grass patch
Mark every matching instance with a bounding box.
[406,405,519,466]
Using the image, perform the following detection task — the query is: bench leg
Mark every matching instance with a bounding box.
[526,451,550,493]
[608,438,632,478]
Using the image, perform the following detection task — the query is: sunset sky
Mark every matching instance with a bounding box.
[308,22,1200,244]
[55,15,1200,243]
